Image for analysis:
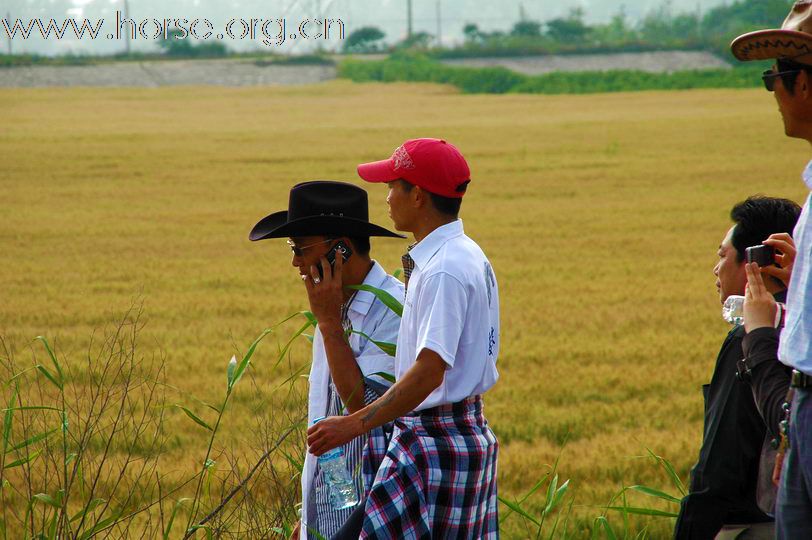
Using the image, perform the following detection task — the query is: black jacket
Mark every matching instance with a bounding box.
[741,326,792,441]
[674,325,772,540]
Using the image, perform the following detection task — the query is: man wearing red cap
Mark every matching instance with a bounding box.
[732,2,812,537]
[307,138,500,538]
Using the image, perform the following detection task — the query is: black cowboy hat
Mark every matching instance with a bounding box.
[249,181,404,241]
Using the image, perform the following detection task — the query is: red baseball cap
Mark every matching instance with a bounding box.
[356,138,471,198]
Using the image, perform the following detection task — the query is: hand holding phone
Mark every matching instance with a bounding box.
[318,240,353,279]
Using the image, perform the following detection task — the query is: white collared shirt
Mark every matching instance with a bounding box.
[779,160,812,373]
[300,260,404,538]
[397,219,500,411]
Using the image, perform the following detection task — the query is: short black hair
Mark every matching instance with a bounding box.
[729,196,802,262]
[400,179,468,218]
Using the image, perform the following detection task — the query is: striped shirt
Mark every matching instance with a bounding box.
[307,380,385,537]
[300,261,404,539]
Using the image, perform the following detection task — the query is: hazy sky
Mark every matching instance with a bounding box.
[3,0,746,56]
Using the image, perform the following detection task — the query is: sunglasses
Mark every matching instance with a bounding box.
[762,68,802,92]
[286,238,333,256]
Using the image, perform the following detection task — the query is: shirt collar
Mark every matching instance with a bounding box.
[803,160,812,190]
[348,260,389,317]
[408,219,465,270]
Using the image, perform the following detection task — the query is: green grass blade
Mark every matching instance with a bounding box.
[497,495,541,527]
[35,365,62,391]
[604,505,678,518]
[163,498,190,540]
[393,268,403,279]
[346,284,403,317]
[2,384,16,454]
[369,371,396,384]
[645,447,687,497]
[34,336,64,385]
[77,510,122,540]
[594,516,618,540]
[174,405,213,432]
[5,448,42,468]
[626,484,681,505]
[543,473,559,515]
[227,355,237,386]
[301,311,318,327]
[10,428,59,452]
[280,449,304,473]
[230,328,272,391]
[275,320,315,369]
[187,524,213,539]
[2,406,61,413]
[544,479,570,517]
[350,330,396,356]
[70,499,105,522]
[32,493,60,508]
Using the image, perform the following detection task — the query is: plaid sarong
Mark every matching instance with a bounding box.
[360,396,499,539]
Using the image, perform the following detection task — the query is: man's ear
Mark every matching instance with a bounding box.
[800,70,812,100]
[412,185,426,208]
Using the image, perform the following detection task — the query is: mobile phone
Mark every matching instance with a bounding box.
[318,240,353,278]
[745,244,776,267]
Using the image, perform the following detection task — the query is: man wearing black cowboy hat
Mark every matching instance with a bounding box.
[732,2,812,537]
[306,139,500,538]
[249,181,405,540]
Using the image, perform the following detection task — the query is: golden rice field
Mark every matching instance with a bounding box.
[2,81,811,538]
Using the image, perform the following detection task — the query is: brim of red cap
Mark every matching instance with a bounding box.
[357,159,400,183]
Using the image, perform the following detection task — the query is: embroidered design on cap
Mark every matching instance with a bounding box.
[391,145,416,171]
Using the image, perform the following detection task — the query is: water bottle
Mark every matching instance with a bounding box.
[723,295,787,328]
[313,417,359,510]
[722,295,745,325]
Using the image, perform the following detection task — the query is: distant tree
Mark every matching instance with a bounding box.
[511,20,542,37]
[398,31,433,50]
[343,26,386,53]
[699,0,793,56]
[463,23,484,44]
[157,29,194,56]
[157,28,227,57]
[595,6,637,43]
[671,13,700,42]
[639,4,674,43]
[546,8,590,43]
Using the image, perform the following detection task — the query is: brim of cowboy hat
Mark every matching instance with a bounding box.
[249,211,405,241]
[357,159,400,183]
[731,29,812,62]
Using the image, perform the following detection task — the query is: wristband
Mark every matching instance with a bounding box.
[775,302,786,329]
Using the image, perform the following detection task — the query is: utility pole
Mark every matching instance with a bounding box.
[123,0,131,55]
[435,0,441,47]
[407,0,413,38]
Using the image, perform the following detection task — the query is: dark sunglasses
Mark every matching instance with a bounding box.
[762,68,801,92]
[286,238,332,256]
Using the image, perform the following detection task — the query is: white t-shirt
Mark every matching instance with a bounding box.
[397,219,500,411]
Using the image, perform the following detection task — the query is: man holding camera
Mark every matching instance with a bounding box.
[249,181,405,539]
[732,2,812,536]
[675,197,800,540]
